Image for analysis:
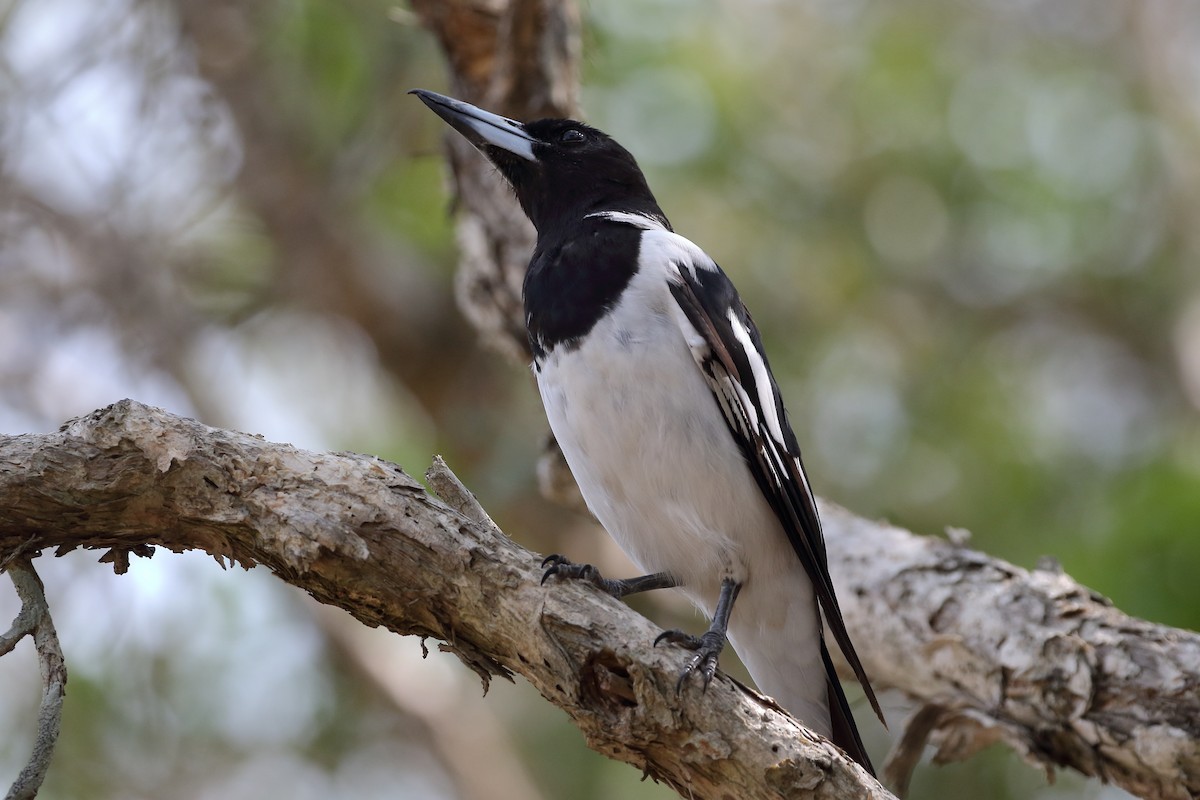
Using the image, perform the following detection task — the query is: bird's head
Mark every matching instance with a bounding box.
[411,89,667,237]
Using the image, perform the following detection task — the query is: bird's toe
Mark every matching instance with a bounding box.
[657,629,726,693]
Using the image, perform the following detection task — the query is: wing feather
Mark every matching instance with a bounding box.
[666,256,886,749]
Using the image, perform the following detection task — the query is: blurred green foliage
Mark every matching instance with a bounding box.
[578,0,1200,636]
[1,0,1197,798]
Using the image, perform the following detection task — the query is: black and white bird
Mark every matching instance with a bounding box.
[413,89,885,773]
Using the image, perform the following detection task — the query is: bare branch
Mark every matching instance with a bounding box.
[1,401,1197,799]
[0,401,890,800]
[3,558,67,800]
[426,454,499,530]
[823,507,1200,800]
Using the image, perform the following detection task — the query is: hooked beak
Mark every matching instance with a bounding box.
[410,89,538,162]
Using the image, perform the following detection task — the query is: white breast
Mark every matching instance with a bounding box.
[534,230,788,598]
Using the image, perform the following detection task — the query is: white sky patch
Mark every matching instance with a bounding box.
[9,60,143,216]
[185,311,434,455]
[28,324,196,431]
[2,0,240,231]
[3,0,119,78]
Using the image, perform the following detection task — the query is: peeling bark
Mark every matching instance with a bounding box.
[0,401,889,800]
[0,401,1197,799]
[825,509,1200,799]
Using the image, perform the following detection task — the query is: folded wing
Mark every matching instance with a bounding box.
[665,249,885,769]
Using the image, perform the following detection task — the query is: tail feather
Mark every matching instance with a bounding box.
[821,639,875,777]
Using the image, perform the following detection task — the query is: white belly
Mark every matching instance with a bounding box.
[535,280,798,587]
[533,248,829,733]
[537,308,757,593]
[537,310,829,730]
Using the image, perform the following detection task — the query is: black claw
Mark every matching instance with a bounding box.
[699,655,718,689]
[657,628,725,694]
[540,554,605,591]
[673,651,717,695]
[541,554,569,585]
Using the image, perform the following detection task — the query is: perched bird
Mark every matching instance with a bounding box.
[412,88,885,773]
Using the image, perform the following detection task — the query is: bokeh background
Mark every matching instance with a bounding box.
[2,0,1198,798]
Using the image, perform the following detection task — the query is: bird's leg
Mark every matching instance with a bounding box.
[541,554,676,599]
[654,577,742,693]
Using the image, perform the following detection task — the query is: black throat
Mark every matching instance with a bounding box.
[523,213,666,365]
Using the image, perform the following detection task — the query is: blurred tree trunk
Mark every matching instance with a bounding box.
[409,0,581,363]
[175,0,479,422]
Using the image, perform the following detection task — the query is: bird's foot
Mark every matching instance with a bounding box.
[541,554,625,598]
[654,627,728,693]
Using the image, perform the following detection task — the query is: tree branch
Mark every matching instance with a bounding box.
[825,509,1199,799]
[1,401,1196,799]
[3,558,67,800]
[0,401,889,800]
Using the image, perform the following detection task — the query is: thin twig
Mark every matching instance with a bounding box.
[3,557,67,800]
[425,454,500,531]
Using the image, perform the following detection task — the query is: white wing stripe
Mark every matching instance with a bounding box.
[724,377,758,434]
[727,376,760,431]
[727,310,787,446]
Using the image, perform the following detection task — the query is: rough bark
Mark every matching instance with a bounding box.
[825,509,1200,800]
[0,401,888,800]
[1,401,1197,800]
[1,559,66,800]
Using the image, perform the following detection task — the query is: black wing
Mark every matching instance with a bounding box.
[667,254,885,770]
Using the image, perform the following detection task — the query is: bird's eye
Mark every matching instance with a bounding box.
[560,129,586,145]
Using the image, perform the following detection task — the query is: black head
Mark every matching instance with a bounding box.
[411,89,668,239]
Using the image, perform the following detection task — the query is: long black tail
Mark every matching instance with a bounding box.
[821,638,875,776]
